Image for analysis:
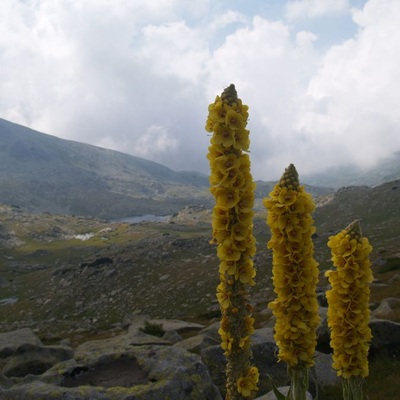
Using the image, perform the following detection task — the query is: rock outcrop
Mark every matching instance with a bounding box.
[1,314,400,399]
[0,326,221,400]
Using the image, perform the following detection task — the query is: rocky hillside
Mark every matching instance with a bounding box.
[312,179,400,271]
[0,181,400,398]
[0,118,211,219]
[1,178,399,336]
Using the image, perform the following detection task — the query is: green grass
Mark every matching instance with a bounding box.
[2,205,398,332]
[365,355,400,399]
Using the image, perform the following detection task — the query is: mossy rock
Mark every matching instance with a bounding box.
[2,345,222,400]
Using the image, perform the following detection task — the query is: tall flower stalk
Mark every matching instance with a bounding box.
[263,164,320,400]
[206,84,259,400]
[326,221,373,400]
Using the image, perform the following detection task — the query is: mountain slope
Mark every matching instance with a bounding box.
[0,118,210,218]
[303,152,400,188]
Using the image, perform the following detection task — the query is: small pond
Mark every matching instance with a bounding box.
[112,214,170,224]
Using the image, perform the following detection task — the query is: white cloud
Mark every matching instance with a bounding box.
[208,10,248,31]
[1,0,400,181]
[137,21,209,83]
[297,0,400,169]
[204,16,318,178]
[285,0,350,21]
[133,125,178,159]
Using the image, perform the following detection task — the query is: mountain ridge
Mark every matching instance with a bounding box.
[0,118,211,218]
[303,152,400,188]
[2,117,399,219]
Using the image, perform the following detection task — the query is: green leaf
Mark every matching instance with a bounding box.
[267,374,287,400]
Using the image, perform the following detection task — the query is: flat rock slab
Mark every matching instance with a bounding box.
[3,345,74,377]
[0,328,42,358]
[128,318,204,334]
[3,345,222,400]
[61,357,148,388]
[75,331,169,359]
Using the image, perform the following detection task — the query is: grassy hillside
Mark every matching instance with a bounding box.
[1,178,399,338]
[0,118,211,218]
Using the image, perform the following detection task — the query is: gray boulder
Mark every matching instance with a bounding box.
[3,345,74,377]
[372,297,400,320]
[252,326,275,344]
[312,351,340,388]
[370,319,400,357]
[0,372,13,389]
[0,328,42,358]
[318,316,400,358]
[174,321,220,354]
[161,330,182,344]
[174,333,219,354]
[200,344,227,397]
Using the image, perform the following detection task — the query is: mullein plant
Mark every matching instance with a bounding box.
[206,84,259,400]
[263,164,320,400]
[326,220,373,400]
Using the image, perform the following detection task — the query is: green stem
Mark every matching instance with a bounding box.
[225,280,252,400]
[342,377,364,400]
[288,364,309,400]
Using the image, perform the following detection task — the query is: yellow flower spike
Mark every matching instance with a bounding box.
[220,260,237,275]
[225,109,245,131]
[326,220,373,400]
[264,164,320,400]
[212,123,236,147]
[234,129,250,151]
[236,376,255,398]
[236,366,259,398]
[207,84,258,400]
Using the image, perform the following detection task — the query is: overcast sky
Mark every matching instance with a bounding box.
[1,0,400,180]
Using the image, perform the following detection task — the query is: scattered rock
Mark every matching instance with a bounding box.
[174,332,219,354]
[162,330,182,344]
[174,321,221,354]
[372,297,400,320]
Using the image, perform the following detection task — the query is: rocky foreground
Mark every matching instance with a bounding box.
[1,187,400,398]
[0,307,399,400]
